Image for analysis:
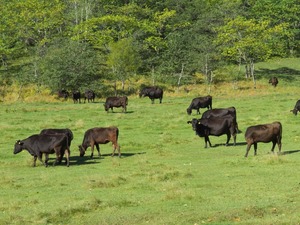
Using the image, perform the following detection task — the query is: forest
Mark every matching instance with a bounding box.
[0,0,299,97]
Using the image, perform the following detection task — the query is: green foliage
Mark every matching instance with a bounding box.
[40,39,100,91]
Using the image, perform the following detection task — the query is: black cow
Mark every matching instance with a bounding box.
[291,100,300,115]
[78,126,120,158]
[139,86,163,104]
[84,90,95,103]
[244,122,282,157]
[14,134,70,167]
[201,107,241,133]
[58,90,69,100]
[269,77,278,87]
[104,96,128,113]
[40,128,73,148]
[186,96,212,115]
[187,115,237,148]
[72,91,81,103]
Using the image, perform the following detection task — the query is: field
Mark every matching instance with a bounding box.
[1,60,300,224]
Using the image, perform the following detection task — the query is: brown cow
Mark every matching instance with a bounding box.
[244,122,282,157]
[269,77,278,87]
[104,96,128,113]
[78,126,120,158]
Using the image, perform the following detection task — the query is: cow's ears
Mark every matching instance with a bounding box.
[187,121,191,124]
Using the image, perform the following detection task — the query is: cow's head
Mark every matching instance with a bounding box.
[187,118,200,131]
[78,145,86,157]
[291,108,298,115]
[186,108,192,115]
[14,140,23,154]
[103,103,109,112]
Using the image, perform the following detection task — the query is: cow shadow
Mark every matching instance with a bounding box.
[69,155,101,166]
[101,152,146,158]
[213,142,247,147]
[278,150,300,155]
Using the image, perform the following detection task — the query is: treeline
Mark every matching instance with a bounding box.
[0,0,299,95]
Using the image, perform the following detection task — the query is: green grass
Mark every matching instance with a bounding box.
[1,59,300,224]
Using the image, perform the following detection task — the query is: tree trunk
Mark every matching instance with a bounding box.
[250,59,256,89]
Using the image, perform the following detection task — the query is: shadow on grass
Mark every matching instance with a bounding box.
[256,67,300,81]
[101,152,146,158]
[278,150,300,155]
[213,142,247,147]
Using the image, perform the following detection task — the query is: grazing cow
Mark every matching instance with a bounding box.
[244,122,282,157]
[186,96,212,115]
[84,90,95,103]
[40,128,73,148]
[269,77,278,87]
[291,100,300,115]
[14,134,70,167]
[104,96,128,113]
[58,90,69,100]
[139,86,163,104]
[72,91,81,103]
[78,126,120,158]
[187,115,237,148]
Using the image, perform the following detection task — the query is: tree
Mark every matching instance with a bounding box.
[106,38,141,95]
[215,16,289,88]
[40,38,100,92]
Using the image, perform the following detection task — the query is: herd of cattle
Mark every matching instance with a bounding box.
[13,86,163,167]
[14,82,300,167]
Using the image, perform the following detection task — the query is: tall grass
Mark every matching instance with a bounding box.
[1,59,300,224]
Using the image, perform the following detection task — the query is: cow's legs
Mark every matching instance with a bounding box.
[95,144,101,157]
[225,133,231,146]
[232,134,237,146]
[111,142,121,157]
[270,141,276,153]
[33,155,38,167]
[253,143,258,155]
[151,98,154,104]
[159,98,162,104]
[44,153,50,166]
[37,152,46,167]
[65,148,70,167]
[196,109,200,114]
[90,143,95,158]
[204,136,212,148]
[245,144,251,157]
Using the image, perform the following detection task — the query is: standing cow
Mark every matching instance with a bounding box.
[14,134,70,167]
[58,90,69,100]
[40,128,73,148]
[187,115,238,148]
[244,122,282,157]
[186,95,212,115]
[78,126,121,158]
[72,91,81,103]
[269,77,278,87]
[84,90,95,103]
[291,100,300,115]
[104,96,128,113]
[139,86,163,104]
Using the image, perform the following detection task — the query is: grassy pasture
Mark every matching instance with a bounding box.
[1,60,300,224]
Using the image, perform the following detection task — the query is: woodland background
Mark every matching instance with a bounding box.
[0,0,299,99]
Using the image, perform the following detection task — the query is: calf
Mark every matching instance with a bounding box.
[84,90,95,103]
[269,77,278,87]
[14,134,70,167]
[291,100,300,115]
[186,96,212,115]
[187,115,237,148]
[78,126,120,158]
[139,86,163,104]
[104,96,128,113]
[244,122,282,157]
